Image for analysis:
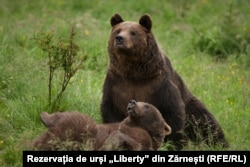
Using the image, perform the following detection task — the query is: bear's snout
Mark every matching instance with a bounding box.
[115,35,124,45]
[127,100,137,112]
[129,100,137,106]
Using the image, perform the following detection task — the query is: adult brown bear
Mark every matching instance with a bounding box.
[101,13,228,149]
[33,100,171,150]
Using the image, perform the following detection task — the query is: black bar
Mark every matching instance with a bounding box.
[23,151,249,167]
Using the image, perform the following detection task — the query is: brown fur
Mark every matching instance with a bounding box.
[33,100,171,151]
[101,13,228,149]
[33,112,96,150]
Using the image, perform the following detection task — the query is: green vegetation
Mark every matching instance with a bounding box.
[0,0,249,166]
[34,27,87,111]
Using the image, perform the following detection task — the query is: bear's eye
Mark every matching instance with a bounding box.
[116,29,121,34]
[144,105,149,109]
[130,31,136,36]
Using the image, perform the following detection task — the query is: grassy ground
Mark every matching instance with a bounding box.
[0,0,250,166]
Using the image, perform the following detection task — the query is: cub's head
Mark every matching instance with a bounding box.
[125,100,171,149]
[33,111,97,150]
[40,111,97,139]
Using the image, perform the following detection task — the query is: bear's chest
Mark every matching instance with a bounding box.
[112,79,160,111]
[114,83,151,100]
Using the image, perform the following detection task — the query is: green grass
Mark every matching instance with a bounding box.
[0,0,250,165]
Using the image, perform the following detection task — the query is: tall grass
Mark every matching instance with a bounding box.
[0,0,250,166]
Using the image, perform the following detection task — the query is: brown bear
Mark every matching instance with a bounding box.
[101,13,228,150]
[33,100,171,151]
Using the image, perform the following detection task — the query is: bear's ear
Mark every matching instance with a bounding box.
[164,122,172,136]
[40,112,57,128]
[110,13,124,27]
[139,14,152,31]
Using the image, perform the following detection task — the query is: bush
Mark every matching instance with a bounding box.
[192,1,250,60]
[34,27,87,111]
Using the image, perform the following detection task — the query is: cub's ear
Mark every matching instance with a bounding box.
[164,122,172,136]
[110,13,124,27]
[139,14,152,31]
[40,112,58,128]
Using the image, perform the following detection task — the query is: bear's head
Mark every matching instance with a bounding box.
[108,13,159,58]
[124,100,171,149]
[40,111,97,140]
[33,112,97,150]
[108,14,164,80]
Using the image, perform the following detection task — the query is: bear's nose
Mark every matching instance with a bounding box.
[127,100,137,112]
[129,100,137,105]
[115,35,124,43]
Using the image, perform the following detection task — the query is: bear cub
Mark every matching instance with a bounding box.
[33,100,171,151]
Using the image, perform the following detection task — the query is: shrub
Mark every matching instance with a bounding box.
[192,1,250,60]
[34,27,87,112]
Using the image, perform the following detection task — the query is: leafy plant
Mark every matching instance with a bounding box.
[34,27,87,111]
